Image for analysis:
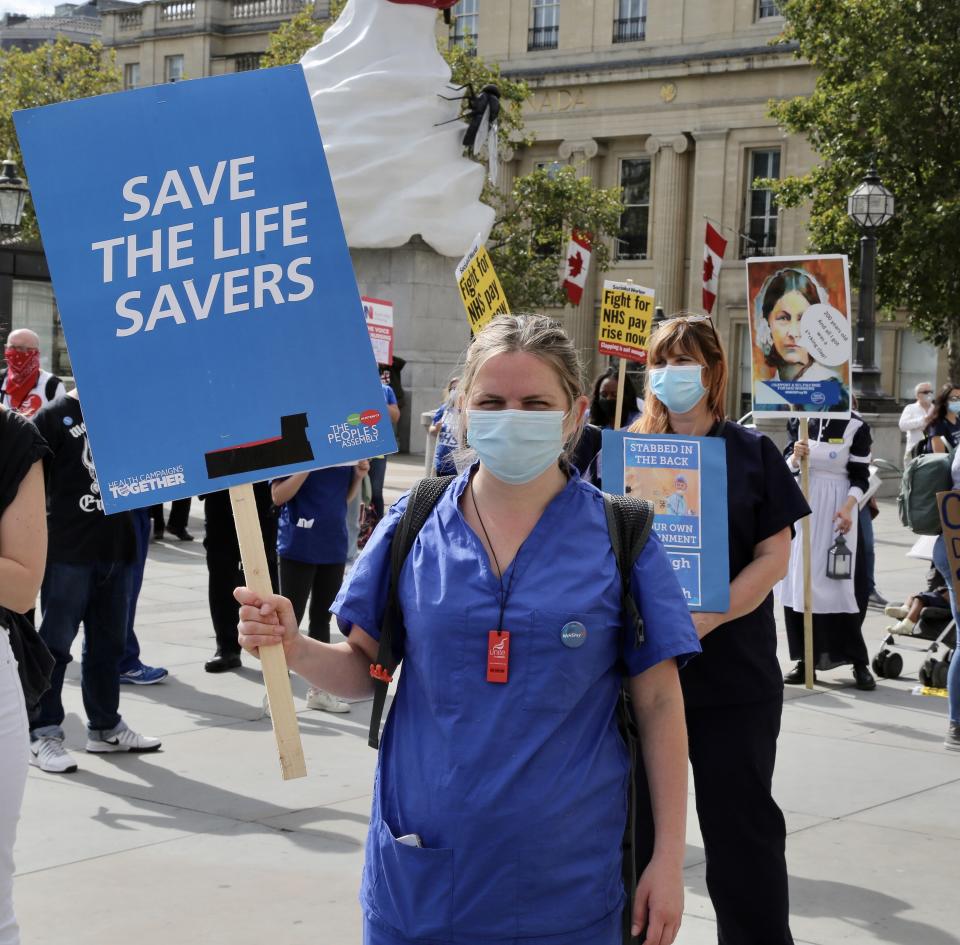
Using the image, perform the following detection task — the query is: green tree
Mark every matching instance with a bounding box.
[0,38,121,241]
[767,0,960,371]
[260,1,344,69]
[261,8,624,311]
[488,166,624,311]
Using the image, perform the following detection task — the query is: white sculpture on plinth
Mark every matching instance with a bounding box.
[301,0,495,258]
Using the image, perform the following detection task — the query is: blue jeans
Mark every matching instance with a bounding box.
[119,508,152,674]
[31,560,134,738]
[930,537,960,723]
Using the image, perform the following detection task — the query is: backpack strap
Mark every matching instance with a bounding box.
[602,493,655,650]
[368,474,455,749]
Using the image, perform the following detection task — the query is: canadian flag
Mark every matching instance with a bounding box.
[562,230,592,305]
[702,222,728,315]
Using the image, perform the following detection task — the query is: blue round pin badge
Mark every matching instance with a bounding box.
[561,621,587,648]
[63,416,73,426]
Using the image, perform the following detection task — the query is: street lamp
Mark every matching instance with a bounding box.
[0,153,29,232]
[847,166,895,405]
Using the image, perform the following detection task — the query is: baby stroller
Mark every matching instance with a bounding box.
[872,605,955,681]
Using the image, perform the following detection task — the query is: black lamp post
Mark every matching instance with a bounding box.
[846,166,895,407]
[0,153,29,233]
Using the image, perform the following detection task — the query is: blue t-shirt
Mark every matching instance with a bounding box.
[275,466,354,565]
[332,465,699,944]
[382,383,397,407]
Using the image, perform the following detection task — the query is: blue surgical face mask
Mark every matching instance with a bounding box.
[949,400,960,414]
[466,409,565,484]
[648,365,707,414]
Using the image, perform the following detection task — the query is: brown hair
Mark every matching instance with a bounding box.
[631,316,728,434]
[457,314,585,450]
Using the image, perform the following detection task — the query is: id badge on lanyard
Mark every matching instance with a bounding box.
[486,631,510,683]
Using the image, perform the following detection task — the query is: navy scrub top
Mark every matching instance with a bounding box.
[275,466,354,565]
[332,464,700,945]
[679,421,810,709]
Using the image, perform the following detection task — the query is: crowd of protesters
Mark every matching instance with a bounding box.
[1,314,958,945]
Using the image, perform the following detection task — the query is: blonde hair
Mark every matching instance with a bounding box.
[457,314,584,450]
[631,316,728,435]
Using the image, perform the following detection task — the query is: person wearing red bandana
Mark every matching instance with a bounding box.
[1,329,64,420]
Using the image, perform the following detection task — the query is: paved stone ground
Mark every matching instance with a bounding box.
[13,456,960,944]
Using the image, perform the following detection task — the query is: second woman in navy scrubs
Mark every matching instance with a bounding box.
[629,315,809,945]
[236,315,700,945]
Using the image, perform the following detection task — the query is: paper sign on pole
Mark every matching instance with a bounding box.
[455,232,509,334]
[598,281,655,364]
[745,254,852,420]
[602,429,730,612]
[14,66,397,514]
[362,296,394,366]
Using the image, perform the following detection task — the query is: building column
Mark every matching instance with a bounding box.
[558,137,606,376]
[646,133,690,317]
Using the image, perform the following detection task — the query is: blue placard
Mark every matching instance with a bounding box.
[602,429,730,612]
[14,66,395,513]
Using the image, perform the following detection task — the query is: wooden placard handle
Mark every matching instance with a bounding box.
[614,358,627,431]
[229,482,307,781]
[799,418,815,690]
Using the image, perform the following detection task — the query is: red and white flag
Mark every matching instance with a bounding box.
[562,230,592,305]
[702,222,728,315]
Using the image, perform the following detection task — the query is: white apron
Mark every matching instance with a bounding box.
[778,423,861,615]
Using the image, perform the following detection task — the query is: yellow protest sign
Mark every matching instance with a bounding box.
[456,234,510,334]
[598,281,655,364]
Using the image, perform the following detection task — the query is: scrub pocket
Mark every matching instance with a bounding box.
[368,815,454,942]
[522,610,616,712]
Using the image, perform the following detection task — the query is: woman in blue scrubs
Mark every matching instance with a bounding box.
[235,315,699,945]
[629,314,810,945]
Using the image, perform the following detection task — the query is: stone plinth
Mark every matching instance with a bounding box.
[352,238,468,454]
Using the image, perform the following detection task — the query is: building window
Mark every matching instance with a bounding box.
[234,53,262,72]
[757,0,782,18]
[535,160,564,178]
[165,55,184,83]
[742,148,780,257]
[616,158,650,261]
[528,0,559,50]
[897,330,938,401]
[613,0,645,43]
[450,0,478,50]
[123,62,140,90]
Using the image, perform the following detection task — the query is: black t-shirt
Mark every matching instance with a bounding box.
[32,395,136,563]
[0,406,50,518]
[679,420,811,708]
[928,417,960,449]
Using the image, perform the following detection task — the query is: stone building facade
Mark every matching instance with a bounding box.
[462,0,941,415]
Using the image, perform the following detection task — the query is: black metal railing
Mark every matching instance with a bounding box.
[449,31,479,54]
[740,232,778,258]
[613,16,645,43]
[528,25,559,50]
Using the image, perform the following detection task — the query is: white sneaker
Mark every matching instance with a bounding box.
[86,725,161,754]
[306,688,350,713]
[30,736,78,773]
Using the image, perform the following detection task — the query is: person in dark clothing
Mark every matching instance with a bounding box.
[201,485,278,672]
[925,383,960,452]
[781,414,876,689]
[29,390,161,773]
[149,497,193,541]
[587,366,641,430]
[629,314,809,945]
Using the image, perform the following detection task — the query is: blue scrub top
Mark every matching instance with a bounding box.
[275,466,354,565]
[333,464,699,945]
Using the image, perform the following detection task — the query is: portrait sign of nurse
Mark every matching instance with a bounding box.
[745,255,853,421]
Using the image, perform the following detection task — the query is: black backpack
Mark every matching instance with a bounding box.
[365,475,655,944]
